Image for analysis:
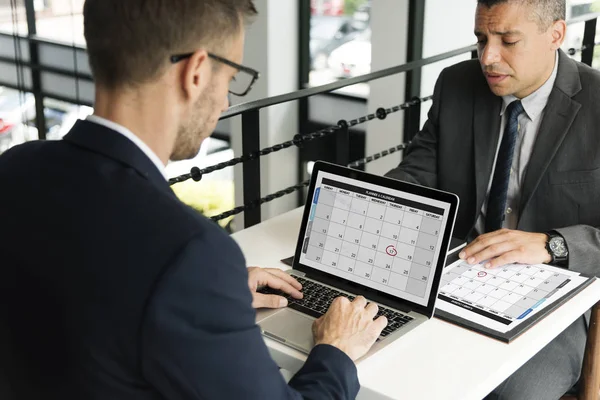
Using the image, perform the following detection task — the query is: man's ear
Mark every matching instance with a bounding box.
[549,20,566,50]
[180,50,210,101]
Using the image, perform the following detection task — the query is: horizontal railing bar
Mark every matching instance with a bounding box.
[170,96,432,185]
[221,43,476,119]
[0,55,93,81]
[29,34,87,51]
[0,32,87,51]
[221,12,600,120]
[0,80,94,107]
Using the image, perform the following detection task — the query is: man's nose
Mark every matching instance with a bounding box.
[479,43,501,67]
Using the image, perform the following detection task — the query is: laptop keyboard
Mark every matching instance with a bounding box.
[257,276,413,339]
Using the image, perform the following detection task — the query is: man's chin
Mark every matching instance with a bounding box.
[170,143,204,162]
[487,84,513,97]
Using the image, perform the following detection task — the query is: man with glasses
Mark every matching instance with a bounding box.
[0,1,386,399]
[170,52,260,97]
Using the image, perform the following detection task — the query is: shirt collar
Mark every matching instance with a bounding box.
[86,115,168,180]
[500,51,559,121]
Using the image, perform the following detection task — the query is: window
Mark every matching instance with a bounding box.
[308,0,371,97]
[41,97,93,141]
[563,0,600,67]
[32,0,85,45]
[0,87,93,155]
[0,0,83,43]
[0,0,26,35]
[0,86,36,154]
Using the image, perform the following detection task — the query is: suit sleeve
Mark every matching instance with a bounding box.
[554,225,600,276]
[141,231,359,399]
[384,69,446,188]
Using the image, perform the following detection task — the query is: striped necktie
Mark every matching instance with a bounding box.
[485,100,525,233]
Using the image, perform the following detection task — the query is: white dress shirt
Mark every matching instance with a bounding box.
[475,52,559,234]
[86,115,168,180]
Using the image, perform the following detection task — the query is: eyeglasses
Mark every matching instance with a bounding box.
[170,52,260,97]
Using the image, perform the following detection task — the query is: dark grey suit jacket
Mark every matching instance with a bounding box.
[387,50,600,277]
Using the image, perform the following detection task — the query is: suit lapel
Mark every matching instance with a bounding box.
[473,81,502,223]
[518,52,582,218]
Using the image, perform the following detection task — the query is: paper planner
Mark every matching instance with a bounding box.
[436,260,588,334]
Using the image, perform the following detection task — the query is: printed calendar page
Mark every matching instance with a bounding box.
[298,171,453,307]
[437,259,588,333]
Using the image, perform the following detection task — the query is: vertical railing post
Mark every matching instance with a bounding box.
[404,0,425,154]
[581,17,597,67]
[25,0,46,140]
[335,120,350,167]
[297,0,311,207]
[241,110,262,228]
[404,97,422,144]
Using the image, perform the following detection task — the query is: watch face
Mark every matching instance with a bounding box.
[549,237,568,257]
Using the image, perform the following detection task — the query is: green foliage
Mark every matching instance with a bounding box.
[172,180,235,229]
[592,1,600,12]
[343,0,368,16]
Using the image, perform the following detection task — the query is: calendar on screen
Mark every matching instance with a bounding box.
[298,173,453,307]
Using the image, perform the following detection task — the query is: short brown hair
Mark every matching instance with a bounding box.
[83,0,257,88]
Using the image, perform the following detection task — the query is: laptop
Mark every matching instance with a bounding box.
[256,161,459,358]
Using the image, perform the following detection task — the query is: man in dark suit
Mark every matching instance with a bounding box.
[387,0,600,398]
[0,0,387,399]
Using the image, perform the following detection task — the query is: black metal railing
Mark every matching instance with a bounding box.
[198,12,599,228]
[0,13,598,229]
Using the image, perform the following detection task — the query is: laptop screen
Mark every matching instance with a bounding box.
[297,167,455,308]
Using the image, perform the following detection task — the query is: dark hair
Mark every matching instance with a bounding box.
[83,0,257,88]
[477,0,565,30]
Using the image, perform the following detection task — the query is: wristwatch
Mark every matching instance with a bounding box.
[545,231,569,266]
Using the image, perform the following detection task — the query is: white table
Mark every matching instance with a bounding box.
[232,208,600,400]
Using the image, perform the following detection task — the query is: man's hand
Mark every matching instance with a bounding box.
[459,229,551,269]
[247,267,303,309]
[312,296,387,361]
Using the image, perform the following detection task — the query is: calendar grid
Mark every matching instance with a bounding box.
[439,262,572,321]
[302,178,446,300]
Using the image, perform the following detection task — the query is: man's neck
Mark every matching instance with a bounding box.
[92,85,176,165]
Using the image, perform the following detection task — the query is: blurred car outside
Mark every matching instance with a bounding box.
[327,28,371,79]
[310,15,368,70]
[310,0,344,16]
[0,86,93,154]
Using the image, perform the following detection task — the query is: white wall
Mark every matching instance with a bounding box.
[365,0,410,175]
[230,0,299,227]
[420,0,477,126]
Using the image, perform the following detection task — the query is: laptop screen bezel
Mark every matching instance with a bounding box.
[292,161,459,318]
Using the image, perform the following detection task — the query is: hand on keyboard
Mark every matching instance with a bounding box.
[257,276,410,343]
[248,267,303,309]
[312,296,387,361]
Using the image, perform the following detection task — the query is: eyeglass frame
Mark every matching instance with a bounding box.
[170,52,260,97]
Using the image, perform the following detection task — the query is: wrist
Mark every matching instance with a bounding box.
[315,339,349,356]
[541,233,552,264]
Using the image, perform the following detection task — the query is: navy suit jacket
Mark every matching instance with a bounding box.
[0,120,359,399]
